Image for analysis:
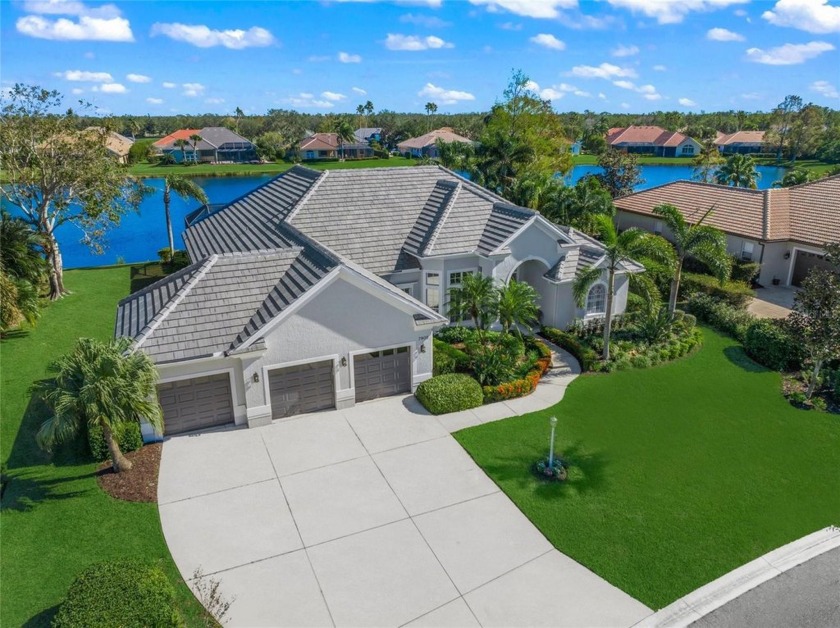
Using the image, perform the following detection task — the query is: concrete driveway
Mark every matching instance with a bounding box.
[159,374,651,627]
[747,286,798,319]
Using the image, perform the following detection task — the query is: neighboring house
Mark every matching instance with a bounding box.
[614,175,840,287]
[606,125,702,158]
[98,129,134,164]
[116,165,640,436]
[715,130,767,155]
[153,127,257,163]
[299,133,374,160]
[397,127,474,158]
[354,127,382,144]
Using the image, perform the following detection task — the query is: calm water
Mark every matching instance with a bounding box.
[8,164,787,269]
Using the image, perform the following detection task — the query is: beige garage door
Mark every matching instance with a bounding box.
[354,347,411,403]
[269,360,335,419]
[157,374,234,435]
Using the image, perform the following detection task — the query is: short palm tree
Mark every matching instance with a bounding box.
[34,337,163,473]
[497,279,540,338]
[573,214,675,361]
[333,118,355,160]
[174,138,188,163]
[653,203,731,314]
[189,134,202,163]
[447,273,497,340]
[163,176,208,258]
[715,154,759,189]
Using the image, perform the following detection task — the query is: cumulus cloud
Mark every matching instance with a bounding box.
[745,40,834,64]
[352,86,367,95]
[338,51,362,63]
[707,27,745,41]
[71,87,84,94]
[162,81,176,88]
[399,13,450,27]
[182,82,205,96]
[150,22,275,49]
[653,64,667,71]
[92,82,127,93]
[285,92,335,109]
[54,69,112,82]
[499,21,522,30]
[605,0,748,24]
[385,33,454,50]
[530,33,565,50]
[467,0,577,18]
[762,0,840,34]
[679,97,698,107]
[613,80,661,100]
[16,1,133,41]
[811,80,840,98]
[611,44,639,57]
[146,97,163,104]
[527,80,590,99]
[568,62,637,79]
[321,91,346,101]
[417,82,475,104]
[126,73,151,83]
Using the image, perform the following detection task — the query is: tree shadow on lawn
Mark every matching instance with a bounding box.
[723,346,768,374]
[22,604,59,628]
[1,328,31,342]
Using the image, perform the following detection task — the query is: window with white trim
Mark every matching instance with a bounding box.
[681,144,695,155]
[741,241,755,261]
[653,220,663,235]
[425,273,440,312]
[586,284,606,315]
[397,283,415,297]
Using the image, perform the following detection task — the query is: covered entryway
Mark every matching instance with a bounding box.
[792,250,832,287]
[269,360,335,419]
[354,347,411,403]
[157,374,234,435]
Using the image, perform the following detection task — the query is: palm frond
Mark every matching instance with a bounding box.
[573,266,603,307]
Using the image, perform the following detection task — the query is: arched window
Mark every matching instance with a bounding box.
[586,284,606,315]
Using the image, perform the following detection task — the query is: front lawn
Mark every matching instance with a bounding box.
[0,267,207,626]
[127,156,415,178]
[454,327,840,610]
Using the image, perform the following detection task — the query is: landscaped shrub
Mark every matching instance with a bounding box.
[743,319,802,371]
[685,294,755,341]
[432,338,470,375]
[53,560,180,628]
[87,421,143,462]
[541,327,599,372]
[167,250,191,271]
[435,326,477,344]
[730,258,761,284]
[415,374,483,415]
[679,272,754,308]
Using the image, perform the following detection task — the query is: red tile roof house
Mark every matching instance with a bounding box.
[606,125,702,158]
[715,130,768,155]
[299,133,374,160]
[614,175,840,287]
[397,127,475,159]
[153,127,257,163]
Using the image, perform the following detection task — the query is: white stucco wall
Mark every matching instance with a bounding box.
[758,241,826,287]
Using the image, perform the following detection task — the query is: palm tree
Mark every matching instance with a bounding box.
[364,100,374,118]
[234,106,244,133]
[715,153,759,188]
[652,204,731,314]
[573,214,675,361]
[773,168,812,188]
[356,104,365,129]
[425,101,438,131]
[497,279,540,338]
[34,337,163,473]
[174,138,188,163]
[163,176,208,258]
[332,118,355,160]
[447,273,497,341]
[189,134,203,163]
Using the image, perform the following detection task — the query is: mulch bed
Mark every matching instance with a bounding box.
[96,443,161,503]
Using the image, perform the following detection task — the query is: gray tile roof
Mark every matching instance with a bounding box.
[196,126,254,150]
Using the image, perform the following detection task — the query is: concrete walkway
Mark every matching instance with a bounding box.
[158,344,652,627]
[747,286,798,319]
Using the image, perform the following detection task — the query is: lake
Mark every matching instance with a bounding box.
[8,164,787,269]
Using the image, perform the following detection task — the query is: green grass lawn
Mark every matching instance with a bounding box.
[127,156,415,178]
[454,327,840,610]
[0,267,208,627]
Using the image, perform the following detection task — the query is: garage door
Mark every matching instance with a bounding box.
[269,360,335,419]
[792,251,833,286]
[157,374,234,435]
[354,347,411,403]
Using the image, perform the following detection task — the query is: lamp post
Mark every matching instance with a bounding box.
[548,416,558,468]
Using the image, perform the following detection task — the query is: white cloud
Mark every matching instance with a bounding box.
[745,40,834,64]
[285,93,335,109]
[417,82,475,104]
[352,86,367,95]
[811,80,840,98]
[384,33,454,50]
[598,92,607,99]
[653,64,667,71]
[162,81,176,88]
[707,27,745,41]
[568,62,637,79]
[71,87,84,94]
[605,0,748,25]
[679,97,698,106]
[399,13,450,27]
[22,1,120,17]
[734,8,748,16]
[557,12,618,29]
[762,0,840,34]
[613,79,662,100]
[528,80,590,99]
[467,0,577,19]
[321,91,346,101]
[92,82,127,93]
[205,97,225,104]
[54,69,112,82]
[621,102,631,109]
[182,82,205,97]
[16,1,133,42]
[611,44,639,57]
[499,21,522,30]
[150,22,275,49]
[338,51,362,63]
[126,73,151,83]
[146,97,163,104]
[530,33,565,50]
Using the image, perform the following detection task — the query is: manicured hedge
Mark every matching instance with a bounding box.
[743,319,803,371]
[432,338,471,375]
[685,294,755,341]
[679,273,754,308]
[540,327,599,372]
[415,374,484,415]
[87,421,143,462]
[53,561,180,628]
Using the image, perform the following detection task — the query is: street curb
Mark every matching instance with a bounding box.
[631,526,840,628]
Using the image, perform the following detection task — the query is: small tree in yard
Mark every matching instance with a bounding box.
[0,85,145,299]
[447,273,498,340]
[594,149,644,198]
[788,243,840,399]
[497,279,540,338]
[34,337,163,473]
[162,176,208,259]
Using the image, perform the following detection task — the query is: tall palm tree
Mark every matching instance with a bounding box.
[189,134,203,163]
[332,118,355,160]
[715,153,759,188]
[173,138,188,163]
[497,279,540,338]
[364,100,374,119]
[425,101,438,131]
[447,273,497,341]
[573,214,675,361]
[34,337,163,473]
[356,104,365,129]
[234,106,244,133]
[652,204,731,314]
[163,176,208,258]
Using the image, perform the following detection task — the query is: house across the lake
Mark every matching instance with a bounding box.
[116,165,640,436]
[615,175,840,287]
[153,127,257,163]
[299,132,374,160]
[397,127,474,158]
[354,127,383,144]
[715,130,767,155]
[606,125,702,158]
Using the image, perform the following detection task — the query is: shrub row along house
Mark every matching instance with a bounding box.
[615,175,840,287]
[153,126,257,163]
[116,166,638,437]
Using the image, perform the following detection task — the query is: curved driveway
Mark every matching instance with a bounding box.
[158,348,653,627]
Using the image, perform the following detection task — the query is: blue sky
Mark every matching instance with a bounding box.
[2,0,839,115]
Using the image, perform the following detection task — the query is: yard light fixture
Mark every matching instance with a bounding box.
[420,343,426,353]
[252,372,260,384]
[340,356,347,367]
[783,251,791,260]
[548,416,558,467]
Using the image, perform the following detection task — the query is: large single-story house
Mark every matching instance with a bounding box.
[153,127,257,163]
[299,133,374,160]
[116,166,639,436]
[397,127,474,158]
[715,130,767,155]
[606,125,702,158]
[99,129,134,164]
[614,175,839,287]
[354,127,383,144]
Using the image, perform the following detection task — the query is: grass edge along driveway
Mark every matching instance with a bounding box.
[454,327,840,610]
[1,266,208,627]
